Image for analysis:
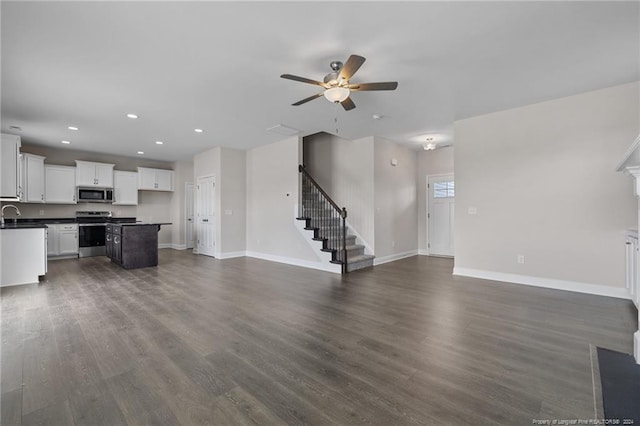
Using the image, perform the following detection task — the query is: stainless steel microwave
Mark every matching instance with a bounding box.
[77,187,113,203]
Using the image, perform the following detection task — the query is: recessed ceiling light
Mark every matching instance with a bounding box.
[194,128,203,133]
[61,140,71,144]
[68,126,78,131]
[9,125,22,131]
[155,141,163,145]
[137,151,144,155]
[127,113,139,119]
[372,114,382,120]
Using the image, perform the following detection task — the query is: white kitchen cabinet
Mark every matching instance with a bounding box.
[22,153,46,203]
[113,171,138,205]
[1,227,47,286]
[138,167,174,191]
[46,223,78,258]
[1,133,22,200]
[75,160,114,187]
[45,165,77,204]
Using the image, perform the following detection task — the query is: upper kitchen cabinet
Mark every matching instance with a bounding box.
[45,165,77,204]
[137,167,174,191]
[113,171,138,205]
[1,133,22,200]
[75,160,114,188]
[22,153,46,203]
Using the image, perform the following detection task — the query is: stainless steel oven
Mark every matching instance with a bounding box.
[77,211,111,257]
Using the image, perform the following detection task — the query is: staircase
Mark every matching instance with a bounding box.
[297,165,374,273]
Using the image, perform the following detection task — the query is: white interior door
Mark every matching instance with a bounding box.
[428,174,455,257]
[185,182,195,249]
[196,176,216,257]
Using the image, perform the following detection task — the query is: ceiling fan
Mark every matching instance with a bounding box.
[280,54,398,111]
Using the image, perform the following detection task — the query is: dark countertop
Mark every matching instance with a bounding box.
[3,217,137,225]
[0,223,48,230]
[120,222,172,226]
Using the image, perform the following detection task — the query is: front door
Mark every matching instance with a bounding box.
[185,182,195,249]
[428,174,455,257]
[196,176,216,257]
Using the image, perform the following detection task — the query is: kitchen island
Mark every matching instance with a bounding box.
[106,223,170,269]
[1,223,47,286]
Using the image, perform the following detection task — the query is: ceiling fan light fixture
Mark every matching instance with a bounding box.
[424,142,436,151]
[324,86,350,103]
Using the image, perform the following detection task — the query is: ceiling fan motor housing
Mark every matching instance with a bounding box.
[324,71,341,85]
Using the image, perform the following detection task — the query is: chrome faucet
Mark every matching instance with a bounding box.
[1,204,21,226]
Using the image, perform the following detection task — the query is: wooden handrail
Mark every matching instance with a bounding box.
[299,165,347,219]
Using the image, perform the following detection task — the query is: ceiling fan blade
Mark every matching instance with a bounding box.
[339,55,366,80]
[341,96,356,111]
[292,92,324,106]
[281,74,327,87]
[348,82,398,91]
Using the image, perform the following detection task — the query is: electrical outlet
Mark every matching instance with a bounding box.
[391,241,395,248]
[468,207,477,215]
[517,255,525,264]
[39,210,44,216]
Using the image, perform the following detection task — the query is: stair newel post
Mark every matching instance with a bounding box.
[342,207,347,274]
[299,165,304,220]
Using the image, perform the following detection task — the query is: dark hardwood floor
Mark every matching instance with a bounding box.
[1,251,637,425]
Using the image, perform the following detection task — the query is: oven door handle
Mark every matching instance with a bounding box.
[78,223,108,227]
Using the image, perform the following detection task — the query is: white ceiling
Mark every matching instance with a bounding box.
[1,1,638,162]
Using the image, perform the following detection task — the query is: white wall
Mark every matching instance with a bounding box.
[169,161,194,248]
[417,146,455,253]
[454,82,639,293]
[246,136,319,263]
[219,147,246,254]
[373,136,418,260]
[303,133,375,249]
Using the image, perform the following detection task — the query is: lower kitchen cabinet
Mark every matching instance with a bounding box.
[1,227,47,286]
[47,223,79,258]
[106,224,159,269]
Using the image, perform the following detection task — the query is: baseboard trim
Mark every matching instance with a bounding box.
[158,243,187,250]
[453,267,631,299]
[246,251,341,274]
[373,250,418,266]
[216,251,246,260]
[418,249,429,255]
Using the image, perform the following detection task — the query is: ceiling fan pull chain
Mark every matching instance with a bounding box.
[334,106,339,134]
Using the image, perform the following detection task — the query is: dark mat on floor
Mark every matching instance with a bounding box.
[597,347,640,422]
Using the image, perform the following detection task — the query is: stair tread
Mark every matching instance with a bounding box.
[348,254,375,262]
